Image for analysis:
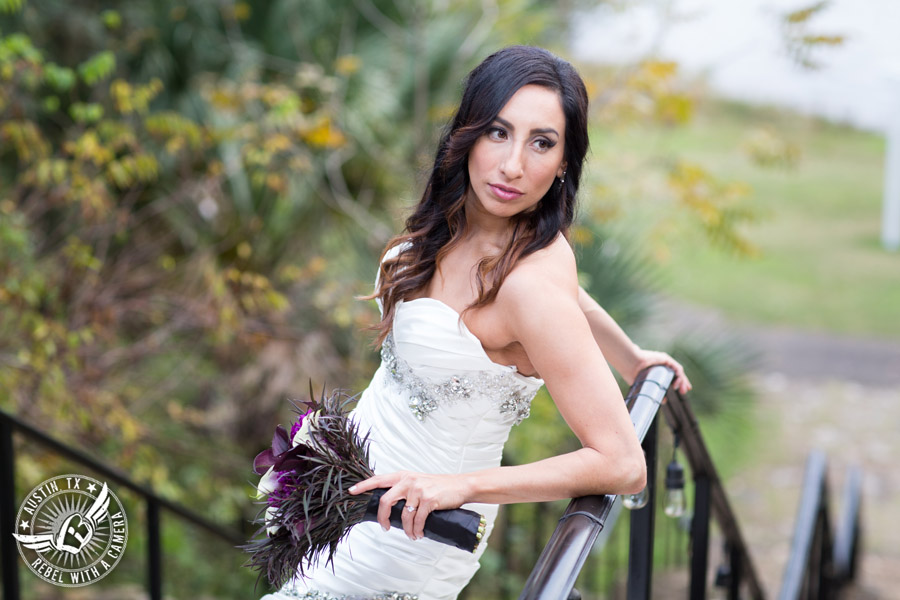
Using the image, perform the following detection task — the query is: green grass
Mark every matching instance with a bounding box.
[588,100,900,339]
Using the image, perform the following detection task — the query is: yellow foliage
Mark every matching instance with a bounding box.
[306,256,327,277]
[207,159,224,176]
[105,153,159,188]
[225,1,251,21]
[643,60,678,80]
[277,264,304,284]
[159,254,176,271]
[265,173,286,192]
[117,76,166,115]
[165,137,184,154]
[78,179,112,220]
[34,158,68,186]
[781,2,844,69]
[261,86,294,108]
[62,236,102,271]
[335,54,361,76]
[119,414,139,443]
[266,290,289,311]
[145,111,204,152]
[655,94,693,125]
[428,102,457,122]
[591,60,696,128]
[667,161,757,256]
[303,116,346,149]
[111,79,134,113]
[264,133,292,153]
[209,87,241,110]
[106,160,130,187]
[288,154,312,172]
[251,274,267,289]
[1,120,50,163]
[741,127,801,168]
[65,131,114,166]
[785,1,828,24]
[570,225,592,247]
[801,34,844,46]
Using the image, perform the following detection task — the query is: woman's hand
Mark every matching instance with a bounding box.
[627,349,693,395]
[349,471,469,541]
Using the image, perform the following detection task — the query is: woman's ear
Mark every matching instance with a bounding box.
[557,163,567,179]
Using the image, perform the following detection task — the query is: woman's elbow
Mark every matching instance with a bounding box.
[617,450,647,495]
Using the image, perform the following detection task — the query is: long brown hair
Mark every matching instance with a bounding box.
[372,46,590,344]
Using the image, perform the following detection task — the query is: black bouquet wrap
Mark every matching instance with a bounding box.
[364,488,486,552]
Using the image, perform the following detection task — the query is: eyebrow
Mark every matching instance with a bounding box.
[494,116,559,137]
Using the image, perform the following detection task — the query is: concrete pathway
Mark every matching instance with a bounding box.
[733,375,900,598]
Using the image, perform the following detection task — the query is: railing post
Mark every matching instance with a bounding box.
[833,465,862,584]
[690,473,711,599]
[1,417,21,600]
[148,498,162,600]
[728,543,741,600]
[627,416,659,600]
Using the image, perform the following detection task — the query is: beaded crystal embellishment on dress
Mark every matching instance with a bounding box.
[278,586,417,600]
[380,333,535,424]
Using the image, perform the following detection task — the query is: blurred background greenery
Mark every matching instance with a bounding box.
[1,0,891,598]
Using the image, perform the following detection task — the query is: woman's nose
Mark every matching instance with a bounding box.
[499,145,524,179]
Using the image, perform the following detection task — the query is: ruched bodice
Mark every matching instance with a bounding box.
[262,298,543,600]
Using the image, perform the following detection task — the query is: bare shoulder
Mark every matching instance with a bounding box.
[496,235,579,317]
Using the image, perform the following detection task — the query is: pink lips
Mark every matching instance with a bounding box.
[488,183,524,201]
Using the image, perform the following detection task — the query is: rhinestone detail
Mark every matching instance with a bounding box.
[380,333,535,425]
[277,586,417,600]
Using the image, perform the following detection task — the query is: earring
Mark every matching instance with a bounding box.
[559,170,566,184]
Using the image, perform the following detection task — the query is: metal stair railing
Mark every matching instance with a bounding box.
[519,365,768,600]
[779,450,862,600]
[660,377,765,600]
[0,407,245,600]
[518,365,675,599]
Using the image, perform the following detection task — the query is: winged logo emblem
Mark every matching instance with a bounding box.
[14,483,110,555]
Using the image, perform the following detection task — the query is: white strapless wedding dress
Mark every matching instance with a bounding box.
[260,297,543,600]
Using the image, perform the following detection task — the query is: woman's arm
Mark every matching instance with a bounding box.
[351,242,648,539]
[578,286,692,395]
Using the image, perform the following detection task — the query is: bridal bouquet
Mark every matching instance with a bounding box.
[244,387,487,588]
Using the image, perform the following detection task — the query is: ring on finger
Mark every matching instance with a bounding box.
[405,505,417,513]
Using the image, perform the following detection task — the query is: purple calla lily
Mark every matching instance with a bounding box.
[271,424,291,455]
[253,449,275,476]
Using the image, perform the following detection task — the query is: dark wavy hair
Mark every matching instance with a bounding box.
[371,46,590,343]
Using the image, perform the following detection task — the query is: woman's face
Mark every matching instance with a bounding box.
[465,84,567,222]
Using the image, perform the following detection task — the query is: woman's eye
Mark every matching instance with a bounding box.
[487,127,507,140]
[534,138,555,151]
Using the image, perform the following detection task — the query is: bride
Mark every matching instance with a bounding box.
[262,45,691,600]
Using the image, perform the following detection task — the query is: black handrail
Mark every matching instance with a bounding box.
[661,383,766,600]
[518,365,674,600]
[779,451,861,600]
[0,407,245,600]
